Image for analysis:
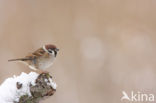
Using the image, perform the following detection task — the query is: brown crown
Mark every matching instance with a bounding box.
[45,44,57,50]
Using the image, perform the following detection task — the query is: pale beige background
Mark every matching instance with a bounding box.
[0,0,156,103]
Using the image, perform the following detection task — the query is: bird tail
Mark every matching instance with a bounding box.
[8,58,31,62]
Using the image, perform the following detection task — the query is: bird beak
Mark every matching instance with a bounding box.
[55,48,59,51]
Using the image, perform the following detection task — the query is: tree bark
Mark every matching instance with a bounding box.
[17,73,56,103]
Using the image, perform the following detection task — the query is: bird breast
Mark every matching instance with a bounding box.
[38,55,55,69]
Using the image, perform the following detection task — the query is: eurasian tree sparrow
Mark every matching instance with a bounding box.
[8,44,59,71]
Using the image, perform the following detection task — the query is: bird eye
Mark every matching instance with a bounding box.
[48,49,52,53]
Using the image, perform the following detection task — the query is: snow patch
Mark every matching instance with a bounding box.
[48,78,57,89]
[0,72,38,103]
[0,72,57,103]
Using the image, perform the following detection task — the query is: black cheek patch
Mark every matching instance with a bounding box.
[54,51,57,57]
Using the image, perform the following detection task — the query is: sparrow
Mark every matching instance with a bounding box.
[8,44,59,71]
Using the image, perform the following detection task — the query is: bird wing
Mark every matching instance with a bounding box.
[8,48,46,62]
[26,48,46,59]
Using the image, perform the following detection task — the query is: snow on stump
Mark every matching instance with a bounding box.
[0,72,57,103]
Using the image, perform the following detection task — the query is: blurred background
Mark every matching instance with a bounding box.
[0,0,156,103]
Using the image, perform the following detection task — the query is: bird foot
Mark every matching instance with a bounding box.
[40,71,49,74]
[34,69,49,74]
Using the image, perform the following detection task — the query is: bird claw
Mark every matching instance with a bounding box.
[40,71,49,74]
